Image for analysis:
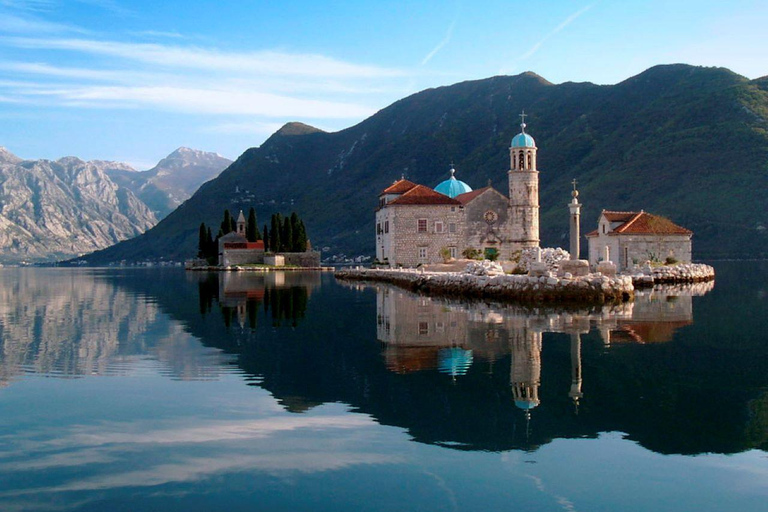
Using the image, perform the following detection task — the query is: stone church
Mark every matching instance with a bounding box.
[375,115,540,267]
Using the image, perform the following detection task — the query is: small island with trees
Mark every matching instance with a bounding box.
[187,208,323,271]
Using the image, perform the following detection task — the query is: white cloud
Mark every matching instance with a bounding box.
[422,20,456,66]
[521,4,594,60]
[2,36,404,78]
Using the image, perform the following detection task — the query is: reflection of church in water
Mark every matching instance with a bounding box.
[375,281,712,418]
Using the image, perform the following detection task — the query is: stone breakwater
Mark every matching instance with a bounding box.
[627,263,715,287]
[335,268,634,305]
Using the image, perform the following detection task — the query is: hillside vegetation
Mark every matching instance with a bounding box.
[81,64,768,263]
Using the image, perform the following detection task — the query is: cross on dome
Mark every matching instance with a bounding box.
[519,111,527,133]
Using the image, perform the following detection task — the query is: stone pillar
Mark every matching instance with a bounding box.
[569,188,581,260]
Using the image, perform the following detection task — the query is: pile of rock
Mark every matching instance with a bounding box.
[465,260,504,276]
[516,247,570,272]
[335,267,634,304]
[626,262,715,286]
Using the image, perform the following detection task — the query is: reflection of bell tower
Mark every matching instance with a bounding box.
[510,329,542,419]
[569,333,583,413]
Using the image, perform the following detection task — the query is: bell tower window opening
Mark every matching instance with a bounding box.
[527,153,532,168]
[518,152,525,170]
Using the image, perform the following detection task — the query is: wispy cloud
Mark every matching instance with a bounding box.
[422,20,456,66]
[2,37,404,78]
[520,4,594,60]
[0,12,85,33]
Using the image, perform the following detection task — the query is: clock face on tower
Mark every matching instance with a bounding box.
[484,210,498,224]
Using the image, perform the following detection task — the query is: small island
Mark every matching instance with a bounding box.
[185,208,328,271]
[335,114,714,304]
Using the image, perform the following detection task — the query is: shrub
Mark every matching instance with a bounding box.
[665,256,679,265]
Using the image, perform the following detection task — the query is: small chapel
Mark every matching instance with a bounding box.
[375,114,540,267]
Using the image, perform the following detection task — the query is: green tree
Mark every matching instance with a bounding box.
[296,220,308,252]
[246,207,260,242]
[263,224,269,251]
[221,209,234,235]
[270,214,281,253]
[290,212,300,251]
[282,216,293,252]
[198,222,207,257]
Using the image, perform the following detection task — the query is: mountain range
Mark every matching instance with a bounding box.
[106,147,232,219]
[79,64,768,264]
[0,147,230,264]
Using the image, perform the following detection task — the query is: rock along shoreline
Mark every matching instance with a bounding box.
[335,262,715,305]
[335,267,635,305]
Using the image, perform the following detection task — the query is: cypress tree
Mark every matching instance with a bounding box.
[297,220,308,252]
[206,227,214,258]
[221,210,232,235]
[247,207,260,242]
[198,222,207,257]
[282,217,293,253]
[290,212,300,251]
[270,214,281,253]
[263,224,269,251]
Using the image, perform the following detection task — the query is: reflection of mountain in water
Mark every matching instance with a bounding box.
[2,266,765,457]
[0,269,232,387]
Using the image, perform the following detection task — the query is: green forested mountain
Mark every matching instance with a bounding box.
[79,64,768,263]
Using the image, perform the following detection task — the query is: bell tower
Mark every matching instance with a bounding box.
[508,111,540,248]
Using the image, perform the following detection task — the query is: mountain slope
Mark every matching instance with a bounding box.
[106,147,231,219]
[0,152,157,264]
[81,64,768,263]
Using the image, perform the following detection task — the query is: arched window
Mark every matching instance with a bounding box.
[518,152,525,170]
[527,153,532,168]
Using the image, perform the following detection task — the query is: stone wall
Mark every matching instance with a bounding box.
[390,205,465,267]
[589,233,691,271]
[508,169,540,248]
[463,189,516,260]
[281,251,321,267]
[222,249,264,266]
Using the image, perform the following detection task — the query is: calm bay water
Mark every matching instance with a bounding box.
[0,263,766,511]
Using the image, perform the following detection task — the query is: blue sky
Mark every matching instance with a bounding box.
[0,0,766,168]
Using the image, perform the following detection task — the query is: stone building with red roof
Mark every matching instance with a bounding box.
[375,115,540,267]
[586,210,693,271]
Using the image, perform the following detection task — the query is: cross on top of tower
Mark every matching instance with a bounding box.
[572,178,578,191]
[519,111,527,133]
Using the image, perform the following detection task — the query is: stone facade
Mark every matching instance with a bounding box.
[587,211,693,271]
[375,118,541,268]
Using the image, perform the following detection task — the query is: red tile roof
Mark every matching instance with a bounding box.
[381,179,418,195]
[223,241,265,250]
[455,187,492,205]
[603,211,637,222]
[596,211,692,236]
[388,185,462,206]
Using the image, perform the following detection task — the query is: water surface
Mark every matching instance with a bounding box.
[0,264,766,511]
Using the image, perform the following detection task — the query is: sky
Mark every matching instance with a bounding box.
[0,0,766,169]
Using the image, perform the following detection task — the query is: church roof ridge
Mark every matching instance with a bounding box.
[381,179,418,195]
[388,184,462,205]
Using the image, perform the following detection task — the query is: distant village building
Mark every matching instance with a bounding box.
[375,114,540,267]
[586,210,693,271]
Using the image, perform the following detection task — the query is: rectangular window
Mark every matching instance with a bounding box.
[624,247,629,268]
[376,223,381,235]
[417,219,427,232]
[418,322,429,336]
[434,221,444,233]
[449,246,457,259]
[418,247,427,261]
[384,221,389,234]
[449,223,456,233]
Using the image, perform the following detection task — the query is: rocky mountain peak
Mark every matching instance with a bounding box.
[0,146,22,164]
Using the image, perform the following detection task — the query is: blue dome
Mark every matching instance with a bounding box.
[514,400,540,410]
[434,168,472,198]
[511,132,536,148]
[437,348,473,377]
